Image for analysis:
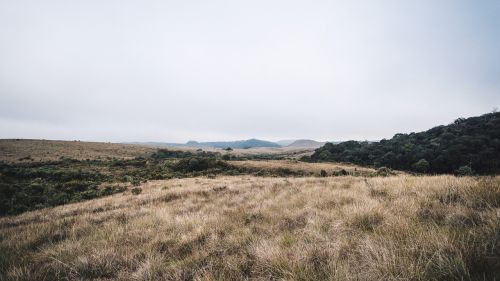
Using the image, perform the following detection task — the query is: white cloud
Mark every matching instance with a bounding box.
[1,0,499,142]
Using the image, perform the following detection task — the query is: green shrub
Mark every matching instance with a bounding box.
[131,187,142,195]
[455,165,474,176]
[333,169,348,176]
[318,150,332,160]
[413,159,430,173]
[131,178,142,186]
[376,167,393,176]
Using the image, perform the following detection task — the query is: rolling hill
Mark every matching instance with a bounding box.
[0,139,155,162]
[286,139,326,148]
[310,112,500,174]
[130,139,281,149]
[185,139,281,149]
[275,139,296,146]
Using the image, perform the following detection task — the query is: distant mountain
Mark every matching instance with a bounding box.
[125,142,179,147]
[276,139,296,146]
[128,139,281,149]
[287,139,326,148]
[185,139,281,149]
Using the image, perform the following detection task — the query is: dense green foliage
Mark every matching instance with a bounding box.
[151,149,220,159]
[310,112,500,174]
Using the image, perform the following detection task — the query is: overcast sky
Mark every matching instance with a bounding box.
[0,0,499,143]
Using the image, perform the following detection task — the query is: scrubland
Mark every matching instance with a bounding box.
[1,175,499,280]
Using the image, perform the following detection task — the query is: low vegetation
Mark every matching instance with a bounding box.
[0,153,229,216]
[228,160,379,177]
[1,120,499,280]
[1,150,375,216]
[1,175,498,280]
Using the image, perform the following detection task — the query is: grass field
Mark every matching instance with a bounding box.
[0,139,156,162]
[1,175,499,280]
[0,139,316,163]
[228,160,377,175]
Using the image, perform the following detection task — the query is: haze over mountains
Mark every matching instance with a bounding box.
[286,139,326,148]
[128,139,328,149]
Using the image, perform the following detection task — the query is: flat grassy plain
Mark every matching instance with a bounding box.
[0,139,156,162]
[1,175,499,280]
[0,139,316,163]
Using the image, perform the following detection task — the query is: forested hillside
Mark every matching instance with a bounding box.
[310,112,500,174]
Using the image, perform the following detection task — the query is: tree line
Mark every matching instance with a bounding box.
[308,112,500,174]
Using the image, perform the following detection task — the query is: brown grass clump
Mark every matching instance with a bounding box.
[1,175,499,280]
[348,211,384,231]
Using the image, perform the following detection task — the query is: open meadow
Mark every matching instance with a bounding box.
[1,175,499,280]
[2,0,500,279]
[1,139,499,280]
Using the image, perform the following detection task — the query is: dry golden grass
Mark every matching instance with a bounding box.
[167,146,316,159]
[1,175,499,280]
[222,147,315,159]
[0,139,155,162]
[0,139,315,162]
[228,160,378,175]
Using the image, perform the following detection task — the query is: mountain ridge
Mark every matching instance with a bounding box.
[127,138,281,149]
[286,139,326,148]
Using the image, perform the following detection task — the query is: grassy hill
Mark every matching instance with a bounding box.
[1,175,499,280]
[1,133,499,280]
[310,112,500,174]
[0,139,155,162]
[286,139,326,148]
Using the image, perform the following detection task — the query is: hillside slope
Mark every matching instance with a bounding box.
[287,139,326,148]
[1,175,499,280]
[275,139,296,146]
[0,139,155,162]
[310,112,500,174]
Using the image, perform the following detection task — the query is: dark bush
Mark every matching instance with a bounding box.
[413,159,430,173]
[131,187,142,195]
[455,165,474,176]
[376,167,393,176]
